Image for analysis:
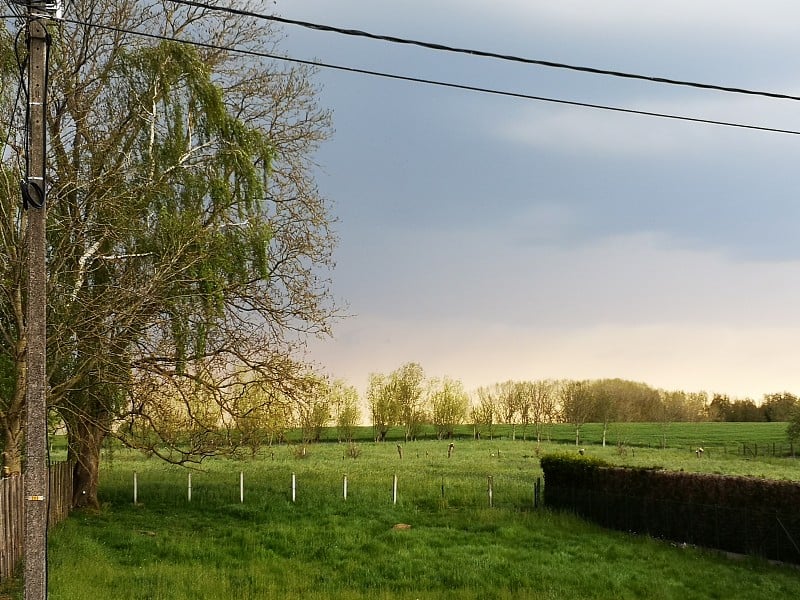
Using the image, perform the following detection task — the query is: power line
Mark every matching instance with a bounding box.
[4,11,799,137]
[48,16,800,138]
[166,0,800,103]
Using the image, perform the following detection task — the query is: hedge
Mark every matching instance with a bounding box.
[541,453,800,564]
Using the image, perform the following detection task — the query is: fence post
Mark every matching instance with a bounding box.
[240,471,244,503]
[392,474,398,505]
[133,471,138,505]
[187,473,192,503]
[343,475,347,501]
[292,473,297,503]
[488,475,494,508]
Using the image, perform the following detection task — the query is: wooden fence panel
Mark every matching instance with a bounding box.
[0,462,74,581]
[0,474,23,580]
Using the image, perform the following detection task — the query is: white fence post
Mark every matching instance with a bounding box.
[187,473,192,503]
[133,472,138,505]
[343,475,348,501]
[240,471,244,503]
[292,473,297,503]
[392,474,398,505]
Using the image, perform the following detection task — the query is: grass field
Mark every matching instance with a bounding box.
[6,423,796,600]
[317,421,794,453]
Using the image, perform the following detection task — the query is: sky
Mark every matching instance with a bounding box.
[273,0,800,400]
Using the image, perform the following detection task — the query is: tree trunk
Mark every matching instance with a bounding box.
[69,419,107,508]
[1,413,23,475]
[2,342,27,476]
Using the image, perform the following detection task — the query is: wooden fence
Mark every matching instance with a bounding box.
[0,461,73,581]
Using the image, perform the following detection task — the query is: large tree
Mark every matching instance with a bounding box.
[0,23,28,475]
[0,1,335,507]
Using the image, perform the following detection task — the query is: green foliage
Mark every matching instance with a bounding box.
[389,362,427,442]
[367,373,399,442]
[0,0,335,506]
[788,407,800,446]
[328,380,360,442]
[761,393,798,422]
[429,377,469,439]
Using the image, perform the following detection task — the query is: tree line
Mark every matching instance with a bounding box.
[120,363,799,455]
[355,364,800,446]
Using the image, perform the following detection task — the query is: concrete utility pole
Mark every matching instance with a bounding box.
[23,7,51,600]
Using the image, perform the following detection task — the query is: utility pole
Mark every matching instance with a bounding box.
[21,2,55,598]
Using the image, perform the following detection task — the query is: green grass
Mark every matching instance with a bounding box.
[294,421,793,449]
[36,436,800,599]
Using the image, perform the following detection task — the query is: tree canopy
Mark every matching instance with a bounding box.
[0,0,335,506]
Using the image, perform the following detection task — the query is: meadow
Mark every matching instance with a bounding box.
[3,422,800,599]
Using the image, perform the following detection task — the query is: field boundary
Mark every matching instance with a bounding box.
[0,461,73,581]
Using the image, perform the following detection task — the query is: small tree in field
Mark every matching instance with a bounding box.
[471,387,497,440]
[429,377,469,440]
[296,378,331,444]
[559,380,593,447]
[367,373,396,442]
[329,380,360,443]
[390,362,427,442]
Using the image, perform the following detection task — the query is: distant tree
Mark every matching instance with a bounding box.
[707,394,732,422]
[727,399,763,422]
[590,379,660,422]
[496,381,520,440]
[587,380,620,446]
[367,373,396,442]
[329,380,361,443]
[295,377,331,443]
[559,380,593,446]
[232,379,293,456]
[429,377,469,439]
[389,362,427,442]
[534,379,559,441]
[685,391,709,422]
[788,407,800,448]
[515,381,535,441]
[471,386,498,440]
[761,393,798,422]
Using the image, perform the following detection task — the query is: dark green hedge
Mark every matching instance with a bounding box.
[541,453,800,564]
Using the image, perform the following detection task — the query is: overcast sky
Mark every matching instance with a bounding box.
[274,0,800,400]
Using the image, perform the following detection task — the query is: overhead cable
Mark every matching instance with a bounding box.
[166,0,800,103]
[51,16,800,138]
